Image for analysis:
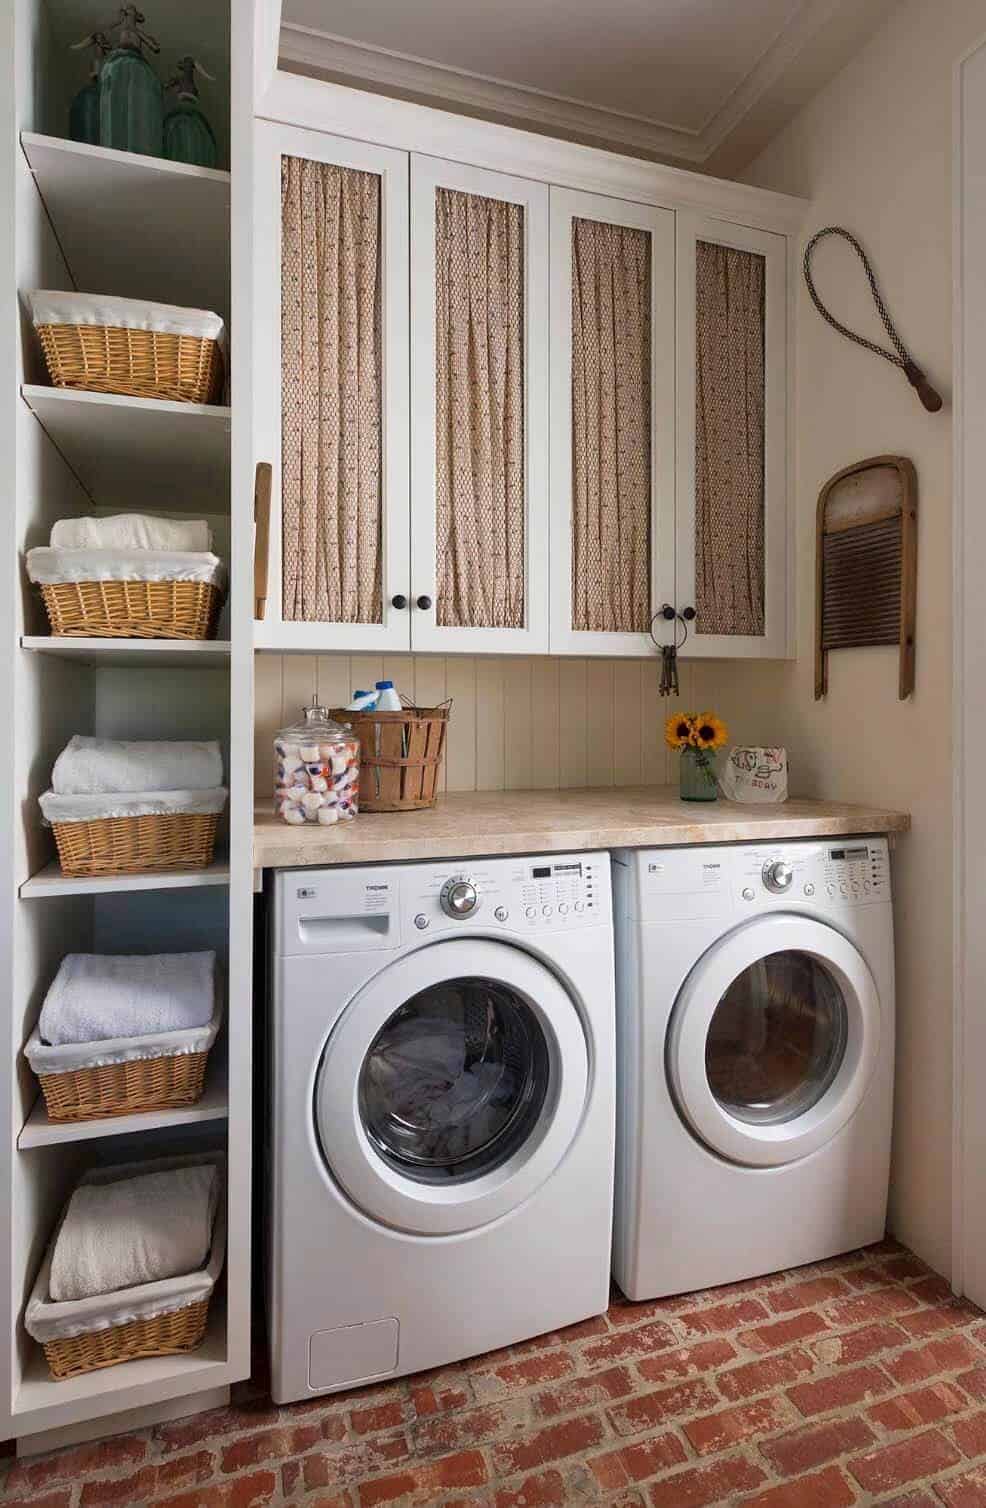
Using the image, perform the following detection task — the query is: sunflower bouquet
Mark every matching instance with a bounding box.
[665,712,729,802]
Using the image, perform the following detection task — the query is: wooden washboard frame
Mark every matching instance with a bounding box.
[815,455,917,700]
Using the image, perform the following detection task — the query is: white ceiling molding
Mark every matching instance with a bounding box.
[278,0,900,173]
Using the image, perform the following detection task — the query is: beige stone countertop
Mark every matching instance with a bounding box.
[254,787,910,869]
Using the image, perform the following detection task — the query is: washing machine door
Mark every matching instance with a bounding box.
[667,914,883,1168]
[314,937,590,1235]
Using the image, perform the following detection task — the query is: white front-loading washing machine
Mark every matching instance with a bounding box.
[612,839,895,1301]
[268,852,614,1404]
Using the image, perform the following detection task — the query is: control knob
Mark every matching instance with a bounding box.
[440,875,480,918]
[762,860,794,894]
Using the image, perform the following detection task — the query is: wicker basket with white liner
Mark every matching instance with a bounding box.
[25,953,223,1122]
[39,737,226,877]
[27,546,227,641]
[25,1153,225,1379]
[27,290,225,405]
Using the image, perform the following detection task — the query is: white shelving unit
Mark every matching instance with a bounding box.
[20,387,231,512]
[1,0,258,1454]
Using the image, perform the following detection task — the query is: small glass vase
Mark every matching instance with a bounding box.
[679,746,719,802]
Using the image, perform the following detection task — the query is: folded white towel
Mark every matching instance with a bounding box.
[50,515,213,552]
[27,547,226,588]
[49,1164,220,1302]
[39,951,216,1046]
[28,290,225,343]
[51,736,223,795]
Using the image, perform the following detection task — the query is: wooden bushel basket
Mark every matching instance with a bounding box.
[331,702,451,812]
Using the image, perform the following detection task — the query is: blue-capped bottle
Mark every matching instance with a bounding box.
[98,6,163,158]
[68,32,110,145]
[163,56,218,169]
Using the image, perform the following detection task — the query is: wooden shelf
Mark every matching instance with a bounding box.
[22,637,231,671]
[21,386,231,513]
[20,859,230,900]
[18,1059,228,1150]
[21,133,230,318]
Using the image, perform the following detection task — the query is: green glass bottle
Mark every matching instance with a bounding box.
[98,6,163,158]
[163,56,218,169]
[68,32,109,145]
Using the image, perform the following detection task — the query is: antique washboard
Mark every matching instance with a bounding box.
[815,455,917,700]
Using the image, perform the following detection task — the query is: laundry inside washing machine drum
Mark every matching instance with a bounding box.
[358,977,551,1184]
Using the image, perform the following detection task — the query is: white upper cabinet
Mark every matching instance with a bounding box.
[410,156,549,654]
[675,212,788,658]
[548,189,675,656]
[253,121,410,650]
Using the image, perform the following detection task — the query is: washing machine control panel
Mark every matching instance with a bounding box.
[410,854,608,931]
[735,840,891,907]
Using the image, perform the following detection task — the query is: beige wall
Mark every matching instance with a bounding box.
[729,0,986,1278]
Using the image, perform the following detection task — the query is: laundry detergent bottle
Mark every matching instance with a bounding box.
[163,56,218,169]
[68,32,110,145]
[99,6,163,158]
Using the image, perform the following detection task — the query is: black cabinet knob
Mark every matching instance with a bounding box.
[682,606,697,622]
[391,594,408,610]
[416,595,433,610]
[660,604,676,621]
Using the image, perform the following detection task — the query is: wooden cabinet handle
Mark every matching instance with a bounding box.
[254,462,272,620]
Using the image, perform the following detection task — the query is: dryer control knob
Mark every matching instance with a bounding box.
[763,860,794,894]
[440,876,479,917]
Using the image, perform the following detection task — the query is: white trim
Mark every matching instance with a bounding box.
[952,30,986,1304]
[258,71,808,236]
[253,122,411,650]
[409,155,550,654]
[278,0,877,172]
[675,212,789,659]
[548,188,676,657]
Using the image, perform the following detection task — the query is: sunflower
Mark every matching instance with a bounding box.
[692,713,729,751]
[665,713,696,750]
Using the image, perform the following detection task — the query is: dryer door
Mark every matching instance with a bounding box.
[667,914,883,1168]
[315,937,590,1234]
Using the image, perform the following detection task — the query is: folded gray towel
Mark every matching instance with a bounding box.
[39,952,216,1046]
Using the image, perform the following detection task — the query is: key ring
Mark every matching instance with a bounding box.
[649,604,691,654]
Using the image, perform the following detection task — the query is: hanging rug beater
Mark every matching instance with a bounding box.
[803,227,942,413]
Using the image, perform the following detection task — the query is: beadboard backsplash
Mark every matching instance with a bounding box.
[254,652,768,801]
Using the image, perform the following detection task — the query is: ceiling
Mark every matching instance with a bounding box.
[279,0,899,176]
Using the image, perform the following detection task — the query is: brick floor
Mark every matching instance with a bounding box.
[4,1239,986,1507]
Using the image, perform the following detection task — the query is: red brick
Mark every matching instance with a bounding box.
[473,1348,575,1399]
[959,1367,986,1402]
[608,1294,680,1328]
[490,1412,606,1476]
[491,1468,568,1507]
[677,1296,770,1335]
[738,1465,857,1508]
[80,1451,215,1505]
[738,1311,830,1354]
[716,1348,815,1401]
[869,1381,967,1431]
[409,1379,469,1417]
[510,1315,609,1354]
[877,1494,940,1508]
[358,1449,487,1506]
[413,1400,525,1456]
[155,1405,276,1454]
[760,1416,876,1477]
[302,1436,410,1490]
[153,1471,278,1508]
[646,1454,766,1507]
[3,1436,147,1495]
[636,1337,736,1385]
[280,1459,300,1500]
[683,1395,793,1455]
[349,1397,411,1435]
[900,1307,968,1338]
[1,1492,74,1508]
[532,1363,635,1417]
[953,1409,986,1458]
[826,1289,921,1327]
[769,1277,851,1314]
[847,1428,961,1494]
[788,1362,893,1416]
[608,1379,719,1436]
[911,1275,955,1305]
[881,1255,931,1282]
[885,1335,983,1386]
[811,1320,908,1366]
[220,1421,323,1473]
[579,1318,678,1367]
[587,1432,687,1489]
[937,1466,986,1507]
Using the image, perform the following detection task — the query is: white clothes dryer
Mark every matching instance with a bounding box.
[612,840,895,1301]
[268,853,614,1404]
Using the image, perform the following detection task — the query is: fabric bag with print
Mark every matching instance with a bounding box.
[719,746,788,803]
